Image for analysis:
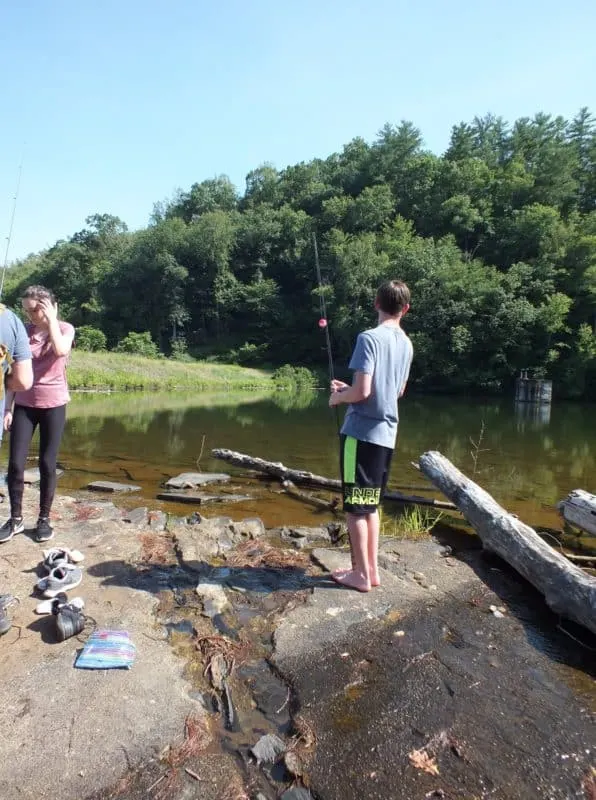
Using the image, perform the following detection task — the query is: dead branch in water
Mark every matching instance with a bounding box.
[281,479,339,512]
[212,448,456,510]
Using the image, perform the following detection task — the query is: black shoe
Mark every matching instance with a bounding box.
[34,518,54,543]
[0,594,19,636]
[0,517,24,543]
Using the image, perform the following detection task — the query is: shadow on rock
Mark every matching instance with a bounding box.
[26,616,60,645]
[85,557,337,597]
[427,527,596,678]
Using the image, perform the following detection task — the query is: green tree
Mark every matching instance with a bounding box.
[115,331,159,358]
[9,107,596,398]
[166,176,238,222]
[76,326,107,352]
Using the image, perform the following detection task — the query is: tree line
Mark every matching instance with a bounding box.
[5,109,596,397]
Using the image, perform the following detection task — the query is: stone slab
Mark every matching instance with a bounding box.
[87,481,142,493]
[157,491,250,505]
[148,510,167,531]
[165,472,230,489]
[122,507,148,526]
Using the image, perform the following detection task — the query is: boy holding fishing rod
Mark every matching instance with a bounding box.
[329,280,413,592]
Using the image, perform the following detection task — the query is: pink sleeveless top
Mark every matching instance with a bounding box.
[15,321,75,409]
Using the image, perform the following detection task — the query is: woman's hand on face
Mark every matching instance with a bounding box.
[39,298,58,324]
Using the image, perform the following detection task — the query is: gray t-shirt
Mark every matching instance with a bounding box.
[0,307,32,443]
[340,324,413,449]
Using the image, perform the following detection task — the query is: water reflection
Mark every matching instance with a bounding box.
[18,390,594,534]
[399,396,595,527]
[514,401,552,430]
[271,390,319,412]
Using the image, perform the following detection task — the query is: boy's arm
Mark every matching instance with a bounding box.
[6,362,33,392]
[330,371,372,406]
[329,331,375,407]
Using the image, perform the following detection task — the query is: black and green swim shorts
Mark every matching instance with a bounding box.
[339,434,393,515]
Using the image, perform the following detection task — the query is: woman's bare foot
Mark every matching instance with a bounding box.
[332,568,380,588]
[331,570,371,592]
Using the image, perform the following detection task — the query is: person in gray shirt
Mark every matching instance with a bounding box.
[329,280,413,592]
[0,303,32,635]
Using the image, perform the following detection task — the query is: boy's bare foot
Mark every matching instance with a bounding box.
[332,568,380,587]
[331,570,371,593]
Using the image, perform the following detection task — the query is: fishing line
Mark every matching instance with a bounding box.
[1,151,25,300]
[313,232,335,381]
[313,232,340,433]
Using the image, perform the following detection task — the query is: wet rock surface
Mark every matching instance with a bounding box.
[0,485,594,800]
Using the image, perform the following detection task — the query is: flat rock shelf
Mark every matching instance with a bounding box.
[87,481,142,493]
[157,491,250,505]
[165,472,231,489]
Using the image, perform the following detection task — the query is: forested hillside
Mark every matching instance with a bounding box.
[6,110,596,396]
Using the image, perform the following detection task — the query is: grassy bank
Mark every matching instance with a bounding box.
[67,350,273,391]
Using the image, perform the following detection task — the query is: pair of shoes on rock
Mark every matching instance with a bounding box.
[35,592,87,641]
[42,547,85,573]
[0,594,19,636]
[36,548,85,598]
[0,516,55,544]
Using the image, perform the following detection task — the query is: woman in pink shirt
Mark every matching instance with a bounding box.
[1,286,75,543]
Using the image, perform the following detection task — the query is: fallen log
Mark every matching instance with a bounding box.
[556,489,596,537]
[211,448,456,510]
[418,451,596,635]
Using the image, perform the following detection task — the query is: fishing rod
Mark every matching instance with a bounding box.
[313,232,335,380]
[313,232,340,433]
[0,154,24,300]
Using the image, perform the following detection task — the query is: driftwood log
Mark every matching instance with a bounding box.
[556,489,596,536]
[211,448,456,510]
[418,451,596,635]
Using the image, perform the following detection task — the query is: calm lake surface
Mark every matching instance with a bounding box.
[7,389,594,540]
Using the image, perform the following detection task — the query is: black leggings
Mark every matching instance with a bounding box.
[8,404,66,519]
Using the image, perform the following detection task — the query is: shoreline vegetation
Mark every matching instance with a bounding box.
[67,350,274,391]
[6,109,596,400]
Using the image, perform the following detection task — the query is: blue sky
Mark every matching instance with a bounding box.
[1,0,594,262]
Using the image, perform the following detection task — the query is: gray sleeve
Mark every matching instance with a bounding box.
[12,315,32,361]
[401,338,414,390]
[348,333,376,375]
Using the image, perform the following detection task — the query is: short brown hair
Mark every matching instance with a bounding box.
[22,285,56,304]
[376,280,410,315]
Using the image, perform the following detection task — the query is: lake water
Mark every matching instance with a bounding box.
[5,390,596,540]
